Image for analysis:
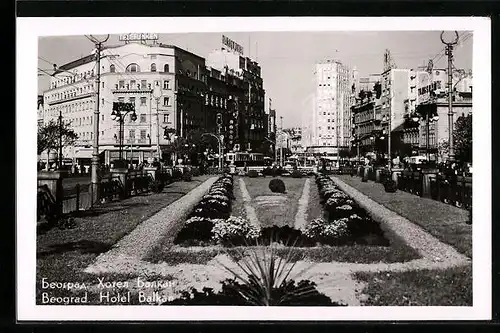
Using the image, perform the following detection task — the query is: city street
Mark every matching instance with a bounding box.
[30,26,482,316]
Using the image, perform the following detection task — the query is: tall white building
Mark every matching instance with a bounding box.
[312,60,355,149]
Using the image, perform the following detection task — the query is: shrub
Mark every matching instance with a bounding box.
[150,180,165,193]
[174,217,219,246]
[361,175,368,182]
[291,170,303,178]
[172,168,183,179]
[269,178,286,193]
[383,179,398,193]
[164,278,340,306]
[182,170,192,182]
[191,168,201,177]
[262,167,273,176]
[56,216,77,230]
[247,170,259,178]
[212,216,261,245]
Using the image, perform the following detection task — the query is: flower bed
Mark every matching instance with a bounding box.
[174,174,261,246]
[306,173,389,246]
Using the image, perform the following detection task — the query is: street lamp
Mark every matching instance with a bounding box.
[152,86,162,161]
[381,114,391,171]
[111,102,137,164]
[202,133,223,169]
[411,105,440,163]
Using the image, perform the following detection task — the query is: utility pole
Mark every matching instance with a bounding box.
[441,31,459,162]
[153,86,162,161]
[280,116,284,167]
[89,34,109,204]
[58,107,63,169]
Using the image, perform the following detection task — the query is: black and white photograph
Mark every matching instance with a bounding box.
[17,17,491,321]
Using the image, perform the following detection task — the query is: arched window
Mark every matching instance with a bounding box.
[163,64,169,73]
[110,64,116,73]
[151,63,157,72]
[126,63,140,73]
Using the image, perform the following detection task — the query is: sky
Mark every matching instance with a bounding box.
[38,31,473,128]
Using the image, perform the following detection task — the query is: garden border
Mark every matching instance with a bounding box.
[329,175,470,265]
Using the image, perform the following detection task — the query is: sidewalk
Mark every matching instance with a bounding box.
[37,175,212,285]
[335,175,471,258]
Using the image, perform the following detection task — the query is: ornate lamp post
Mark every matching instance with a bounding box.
[111,102,137,164]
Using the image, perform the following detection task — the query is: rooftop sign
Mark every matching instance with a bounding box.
[222,35,244,55]
[119,33,159,42]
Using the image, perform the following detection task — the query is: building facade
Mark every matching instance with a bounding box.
[40,39,270,168]
[206,48,267,153]
[312,60,355,152]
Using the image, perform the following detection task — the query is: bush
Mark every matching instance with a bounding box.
[191,167,201,177]
[291,170,303,178]
[269,178,286,193]
[182,170,192,182]
[172,168,183,179]
[164,278,341,306]
[174,217,218,246]
[262,167,273,176]
[383,179,398,193]
[150,180,165,193]
[247,170,259,178]
[212,216,261,245]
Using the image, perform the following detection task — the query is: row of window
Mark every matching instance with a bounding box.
[46,84,95,101]
[50,70,95,89]
[45,99,94,117]
[117,79,171,90]
[112,63,171,74]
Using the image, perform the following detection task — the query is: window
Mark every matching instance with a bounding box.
[140,130,147,139]
[110,64,115,73]
[151,63,157,72]
[129,114,136,122]
[126,63,140,73]
[130,80,136,88]
[163,80,170,89]
[140,114,146,123]
[163,114,170,123]
[129,129,135,139]
[163,64,169,72]
[118,97,125,103]
[140,97,147,106]
[102,82,104,89]
[119,80,125,88]
[101,98,104,106]
[101,114,104,121]
[129,97,136,105]
[163,97,170,106]
[140,80,147,89]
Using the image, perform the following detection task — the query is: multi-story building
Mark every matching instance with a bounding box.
[402,68,473,160]
[40,38,270,167]
[206,48,266,153]
[283,127,303,153]
[42,40,208,166]
[311,60,355,156]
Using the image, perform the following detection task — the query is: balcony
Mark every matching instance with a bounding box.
[112,84,153,94]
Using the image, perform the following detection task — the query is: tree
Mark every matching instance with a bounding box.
[453,114,472,163]
[37,120,78,166]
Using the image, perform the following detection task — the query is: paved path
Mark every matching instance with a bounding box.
[84,175,471,306]
[336,174,472,258]
[85,177,218,270]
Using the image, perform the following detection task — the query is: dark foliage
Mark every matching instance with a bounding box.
[164,278,342,306]
[247,170,260,178]
[172,169,183,179]
[150,180,165,193]
[383,179,398,193]
[173,219,215,246]
[182,170,193,182]
[259,225,315,247]
[191,168,201,177]
[291,170,303,178]
[112,160,127,169]
[361,175,369,182]
[56,216,77,230]
[262,167,274,176]
[269,178,286,193]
